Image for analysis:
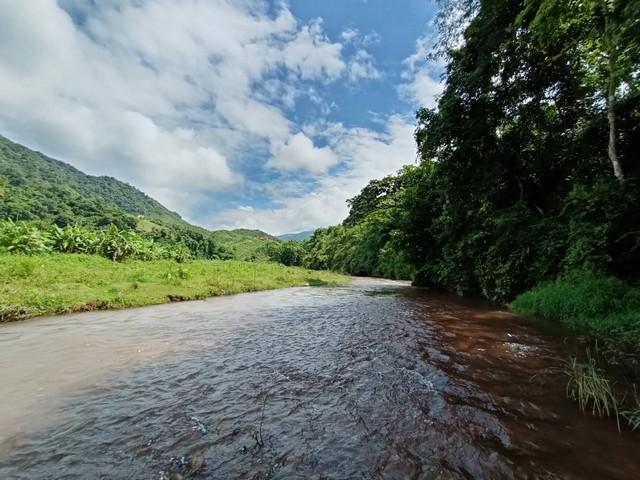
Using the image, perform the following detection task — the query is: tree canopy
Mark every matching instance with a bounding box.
[304,0,640,301]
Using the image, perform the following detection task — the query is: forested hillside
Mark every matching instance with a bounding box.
[304,0,640,302]
[210,229,279,262]
[0,135,287,261]
[0,135,186,229]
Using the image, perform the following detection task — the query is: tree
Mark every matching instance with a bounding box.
[524,0,640,181]
[0,175,7,199]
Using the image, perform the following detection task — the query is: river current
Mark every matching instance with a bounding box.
[0,278,637,479]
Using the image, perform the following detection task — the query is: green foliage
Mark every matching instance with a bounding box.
[512,272,640,340]
[303,174,415,280]
[266,240,305,266]
[0,221,196,262]
[0,135,183,227]
[209,229,279,262]
[0,220,51,255]
[0,175,7,198]
[302,0,640,307]
[0,254,349,322]
[406,0,639,300]
[0,135,229,260]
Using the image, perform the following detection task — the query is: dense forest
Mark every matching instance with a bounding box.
[0,135,184,229]
[304,0,640,302]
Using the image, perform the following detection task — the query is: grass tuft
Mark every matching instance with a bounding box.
[621,388,640,431]
[564,349,620,430]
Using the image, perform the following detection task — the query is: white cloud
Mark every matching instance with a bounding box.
[340,28,359,43]
[348,49,382,81]
[267,132,339,174]
[340,28,381,47]
[0,0,368,214]
[281,19,346,81]
[0,0,413,235]
[209,115,416,235]
[399,35,444,108]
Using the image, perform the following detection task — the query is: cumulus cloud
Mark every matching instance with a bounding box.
[348,49,382,81]
[0,0,373,214]
[267,133,339,174]
[399,35,444,108]
[0,0,411,234]
[209,115,416,235]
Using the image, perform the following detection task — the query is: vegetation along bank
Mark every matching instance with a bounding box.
[299,0,640,429]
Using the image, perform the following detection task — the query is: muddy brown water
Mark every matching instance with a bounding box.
[0,278,638,479]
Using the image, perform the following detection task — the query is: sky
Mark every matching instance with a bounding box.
[0,0,442,235]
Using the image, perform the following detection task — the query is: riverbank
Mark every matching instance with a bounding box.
[512,271,640,431]
[512,271,640,346]
[0,254,350,322]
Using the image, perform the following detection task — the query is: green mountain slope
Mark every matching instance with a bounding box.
[0,135,285,261]
[0,134,186,229]
[278,230,314,241]
[210,229,279,261]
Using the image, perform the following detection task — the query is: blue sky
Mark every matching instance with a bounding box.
[0,0,442,234]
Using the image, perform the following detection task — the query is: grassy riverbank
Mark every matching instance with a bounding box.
[512,272,640,346]
[0,254,349,322]
[512,272,640,430]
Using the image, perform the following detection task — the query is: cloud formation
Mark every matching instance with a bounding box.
[267,133,339,174]
[0,0,380,212]
[399,35,444,108]
[0,0,427,234]
[211,115,416,235]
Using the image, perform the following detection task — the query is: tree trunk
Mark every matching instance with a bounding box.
[605,12,624,182]
[607,80,624,182]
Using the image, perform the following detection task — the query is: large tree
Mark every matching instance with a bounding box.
[524,0,640,181]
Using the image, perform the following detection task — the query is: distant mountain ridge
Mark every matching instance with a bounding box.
[278,230,314,241]
[0,134,189,230]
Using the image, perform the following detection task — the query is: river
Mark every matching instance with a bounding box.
[0,278,638,479]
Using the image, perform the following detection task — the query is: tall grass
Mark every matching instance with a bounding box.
[0,254,349,322]
[564,350,620,430]
[514,271,640,430]
[512,271,640,343]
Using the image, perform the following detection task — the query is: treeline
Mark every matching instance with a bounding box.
[304,0,640,302]
[302,168,414,280]
[0,219,309,267]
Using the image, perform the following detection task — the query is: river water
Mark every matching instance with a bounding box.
[0,278,638,479]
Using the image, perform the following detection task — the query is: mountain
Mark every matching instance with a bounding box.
[0,134,286,261]
[0,134,195,231]
[210,229,279,261]
[278,230,314,241]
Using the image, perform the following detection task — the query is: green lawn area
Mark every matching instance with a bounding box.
[0,254,350,322]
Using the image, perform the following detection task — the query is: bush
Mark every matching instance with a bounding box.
[0,220,51,254]
[512,271,640,340]
[0,220,190,262]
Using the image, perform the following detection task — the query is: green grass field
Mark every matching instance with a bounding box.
[0,254,350,322]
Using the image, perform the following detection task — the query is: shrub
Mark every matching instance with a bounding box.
[0,220,51,254]
[512,271,640,341]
